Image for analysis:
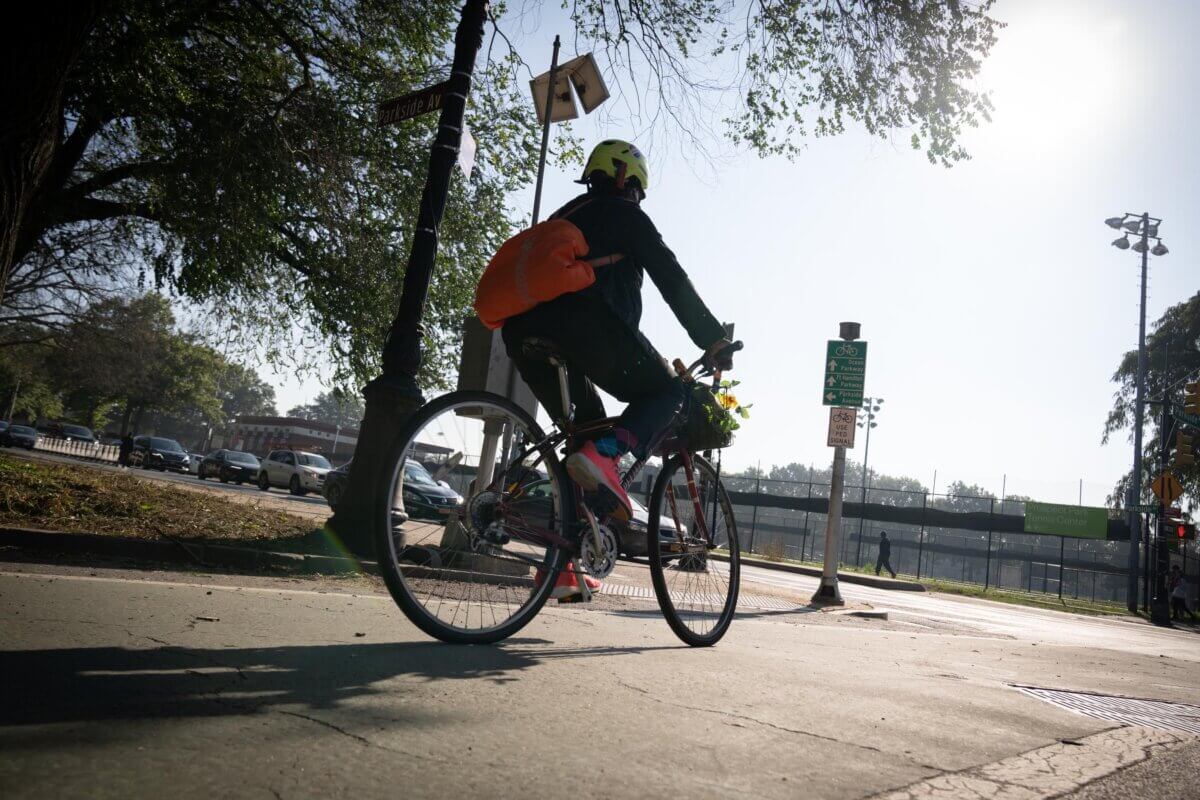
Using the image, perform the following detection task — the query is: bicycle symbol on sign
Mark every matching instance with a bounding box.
[834,344,859,357]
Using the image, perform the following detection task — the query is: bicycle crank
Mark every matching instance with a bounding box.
[579,507,618,579]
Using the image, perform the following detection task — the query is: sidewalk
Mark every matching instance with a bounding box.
[714,552,926,591]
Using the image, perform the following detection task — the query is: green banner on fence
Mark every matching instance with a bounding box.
[1023,502,1109,539]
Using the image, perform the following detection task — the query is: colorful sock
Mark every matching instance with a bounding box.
[594,428,637,458]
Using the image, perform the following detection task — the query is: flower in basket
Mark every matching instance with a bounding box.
[703,380,751,440]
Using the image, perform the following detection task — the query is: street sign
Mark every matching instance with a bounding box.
[822,340,868,406]
[1023,502,1109,539]
[1131,503,1162,513]
[377,81,448,126]
[826,407,857,448]
[1150,471,1183,505]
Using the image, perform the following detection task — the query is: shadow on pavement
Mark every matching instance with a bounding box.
[0,639,679,729]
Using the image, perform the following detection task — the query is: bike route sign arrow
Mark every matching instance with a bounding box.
[823,340,868,406]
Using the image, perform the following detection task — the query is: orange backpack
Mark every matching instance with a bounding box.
[473,204,622,329]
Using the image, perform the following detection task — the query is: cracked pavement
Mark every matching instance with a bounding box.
[0,563,1196,799]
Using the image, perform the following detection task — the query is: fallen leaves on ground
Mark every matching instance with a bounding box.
[0,455,313,542]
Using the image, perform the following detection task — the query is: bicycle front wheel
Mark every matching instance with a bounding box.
[376,391,572,644]
[647,453,740,646]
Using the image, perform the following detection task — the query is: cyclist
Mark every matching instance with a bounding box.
[501,139,734,523]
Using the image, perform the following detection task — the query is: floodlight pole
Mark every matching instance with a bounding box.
[530,35,561,226]
[1126,212,1150,613]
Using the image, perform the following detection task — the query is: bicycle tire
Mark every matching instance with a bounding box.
[647,453,740,646]
[374,390,572,645]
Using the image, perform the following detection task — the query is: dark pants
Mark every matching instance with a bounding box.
[502,294,684,460]
[1172,596,1194,620]
[875,554,895,578]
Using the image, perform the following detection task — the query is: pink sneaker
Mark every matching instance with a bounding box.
[566,441,632,521]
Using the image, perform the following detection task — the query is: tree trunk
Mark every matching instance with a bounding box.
[327,0,488,555]
[0,3,100,306]
[119,405,133,437]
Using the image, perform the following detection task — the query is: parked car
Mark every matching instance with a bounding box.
[0,421,8,435]
[199,449,260,484]
[513,479,678,558]
[396,459,463,520]
[322,460,351,509]
[49,423,96,443]
[257,449,332,496]
[1,424,38,450]
[129,436,191,472]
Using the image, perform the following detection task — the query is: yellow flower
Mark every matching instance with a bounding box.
[718,392,739,410]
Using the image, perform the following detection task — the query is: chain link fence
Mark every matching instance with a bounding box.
[711,474,1198,610]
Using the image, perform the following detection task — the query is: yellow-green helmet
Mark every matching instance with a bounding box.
[580,139,649,193]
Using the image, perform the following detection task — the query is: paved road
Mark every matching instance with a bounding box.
[1,561,1196,799]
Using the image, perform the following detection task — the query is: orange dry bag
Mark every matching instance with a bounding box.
[473,209,622,329]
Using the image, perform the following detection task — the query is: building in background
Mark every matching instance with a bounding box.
[231,416,359,462]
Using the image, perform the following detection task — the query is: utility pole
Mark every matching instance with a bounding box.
[329,0,489,545]
[813,321,864,605]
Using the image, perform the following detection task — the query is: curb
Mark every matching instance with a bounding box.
[712,552,926,592]
[0,527,377,577]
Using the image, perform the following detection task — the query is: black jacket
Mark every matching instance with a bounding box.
[550,191,724,349]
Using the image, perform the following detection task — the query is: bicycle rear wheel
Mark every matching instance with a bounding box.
[375,391,572,644]
[647,453,740,646]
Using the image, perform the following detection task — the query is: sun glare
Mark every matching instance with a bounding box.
[981,8,1129,152]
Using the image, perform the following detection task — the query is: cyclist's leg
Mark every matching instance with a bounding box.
[501,306,607,427]
[523,295,682,460]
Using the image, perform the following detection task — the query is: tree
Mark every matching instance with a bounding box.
[288,389,363,429]
[0,338,63,423]
[3,0,544,389]
[1103,291,1200,506]
[44,294,225,434]
[142,361,277,448]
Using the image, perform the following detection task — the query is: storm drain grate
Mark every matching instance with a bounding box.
[1015,685,1200,736]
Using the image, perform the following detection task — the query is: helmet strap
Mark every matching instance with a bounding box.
[614,161,628,190]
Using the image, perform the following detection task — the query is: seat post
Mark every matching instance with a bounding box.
[549,356,574,424]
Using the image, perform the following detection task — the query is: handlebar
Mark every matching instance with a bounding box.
[677,340,744,382]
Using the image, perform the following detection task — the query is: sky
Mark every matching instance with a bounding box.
[273,0,1198,506]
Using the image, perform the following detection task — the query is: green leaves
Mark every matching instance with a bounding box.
[22,0,544,392]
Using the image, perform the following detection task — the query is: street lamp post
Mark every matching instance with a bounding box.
[1104,212,1169,613]
[854,397,883,566]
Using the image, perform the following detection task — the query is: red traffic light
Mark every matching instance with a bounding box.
[1177,523,1196,540]
[1178,524,1188,539]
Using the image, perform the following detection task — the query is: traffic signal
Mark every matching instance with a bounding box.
[1176,522,1196,541]
[1175,430,1195,467]
[1186,381,1200,416]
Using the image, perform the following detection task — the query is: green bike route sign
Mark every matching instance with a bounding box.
[823,340,868,406]
[1023,501,1109,539]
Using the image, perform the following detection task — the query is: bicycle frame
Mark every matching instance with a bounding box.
[483,353,724,565]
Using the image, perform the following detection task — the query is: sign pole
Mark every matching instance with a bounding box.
[530,36,561,226]
[813,322,863,605]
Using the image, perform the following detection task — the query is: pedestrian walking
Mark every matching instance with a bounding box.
[118,433,133,468]
[875,530,896,578]
[1169,565,1197,623]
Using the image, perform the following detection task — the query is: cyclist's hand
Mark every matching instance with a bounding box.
[705,338,736,371]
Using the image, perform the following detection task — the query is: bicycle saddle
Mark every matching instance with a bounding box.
[521,337,568,363]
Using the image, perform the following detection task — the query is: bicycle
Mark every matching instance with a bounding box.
[373,338,744,647]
